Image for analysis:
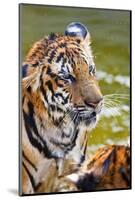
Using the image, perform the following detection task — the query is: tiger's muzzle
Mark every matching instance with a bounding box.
[69,98,104,125]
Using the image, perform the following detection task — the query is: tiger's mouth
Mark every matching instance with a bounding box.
[69,103,103,126]
[51,100,103,129]
[69,108,96,126]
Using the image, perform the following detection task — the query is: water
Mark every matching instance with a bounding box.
[20,5,130,153]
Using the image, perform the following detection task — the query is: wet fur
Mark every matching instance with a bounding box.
[67,145,130,191]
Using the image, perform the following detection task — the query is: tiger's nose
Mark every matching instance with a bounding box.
[84,97,103,108]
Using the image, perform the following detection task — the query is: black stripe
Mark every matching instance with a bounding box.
[23,161,36,190]
[23,161,42,192]
[61,128,79,151]
[68,74,76,83]
[40,77,52,118]
[48,50,56,63]
[49,127,79,153]
[56,106,64,113]
[27,86,31,93]
[70,128,79,147]
[53,116,63,126]
[54,92,69,104]
[76,39,81,44]
[23,151,37,171]
[56,82,64,87]
[23,101,52,158]
[67,42,80,47]
[66,51,75,67]
[49,32,57,40]
[50,104,55,112]
[40,68,49,104]
[23,110,44,153]
[44,48,50,57]
[83,137,87,158]
[49,104,64,113]
[40,79,48,104]
[54,92,64,98]
[59,42,66,48]
[32,63,39,67]
[46,67,52,74]
[56,52,64,63]
[28,102,51,157]
[54,76,64,87]
[102,149,115,174]
[46,68,57,79]
[64,94,70,104]
[61,57,67,68]
[46,80,54,94]
[22,64,28,78]
[119,167,130,186]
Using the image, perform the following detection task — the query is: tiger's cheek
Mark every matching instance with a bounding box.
[54,89,72,109]
[52,78,72,107]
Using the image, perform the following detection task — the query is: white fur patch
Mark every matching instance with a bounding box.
[66,173,79,183]
[67,26,82,34]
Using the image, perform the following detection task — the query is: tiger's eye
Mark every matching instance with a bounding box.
[63,73,70,79]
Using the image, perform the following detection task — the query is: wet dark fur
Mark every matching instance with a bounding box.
[68,145,130,191]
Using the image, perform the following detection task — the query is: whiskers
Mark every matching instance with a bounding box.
[103,94,129,113]
[97,93,130,128]
[52,93,129,136]
[53,107,95,138]
[54,110,73,134]
[52,108,79,139]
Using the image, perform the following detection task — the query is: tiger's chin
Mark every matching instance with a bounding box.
[78,114,99,133]
[56,111,99,137]
[73,109,100,131]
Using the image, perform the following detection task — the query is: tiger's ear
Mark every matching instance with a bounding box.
[65,22,90,45]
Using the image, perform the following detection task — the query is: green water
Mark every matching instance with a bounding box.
[20,4,130,152]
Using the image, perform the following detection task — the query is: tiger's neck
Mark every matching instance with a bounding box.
[22,87,87,165]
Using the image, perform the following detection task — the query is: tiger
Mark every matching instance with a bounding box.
[21,22,103,195]
[66,145,130,191]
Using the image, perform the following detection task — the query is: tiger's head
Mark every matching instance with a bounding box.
[23,22,103,140]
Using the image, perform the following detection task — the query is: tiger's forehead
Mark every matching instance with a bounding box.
[24,33,95,76]
[45,34,94,68]
[46,34,82,49]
